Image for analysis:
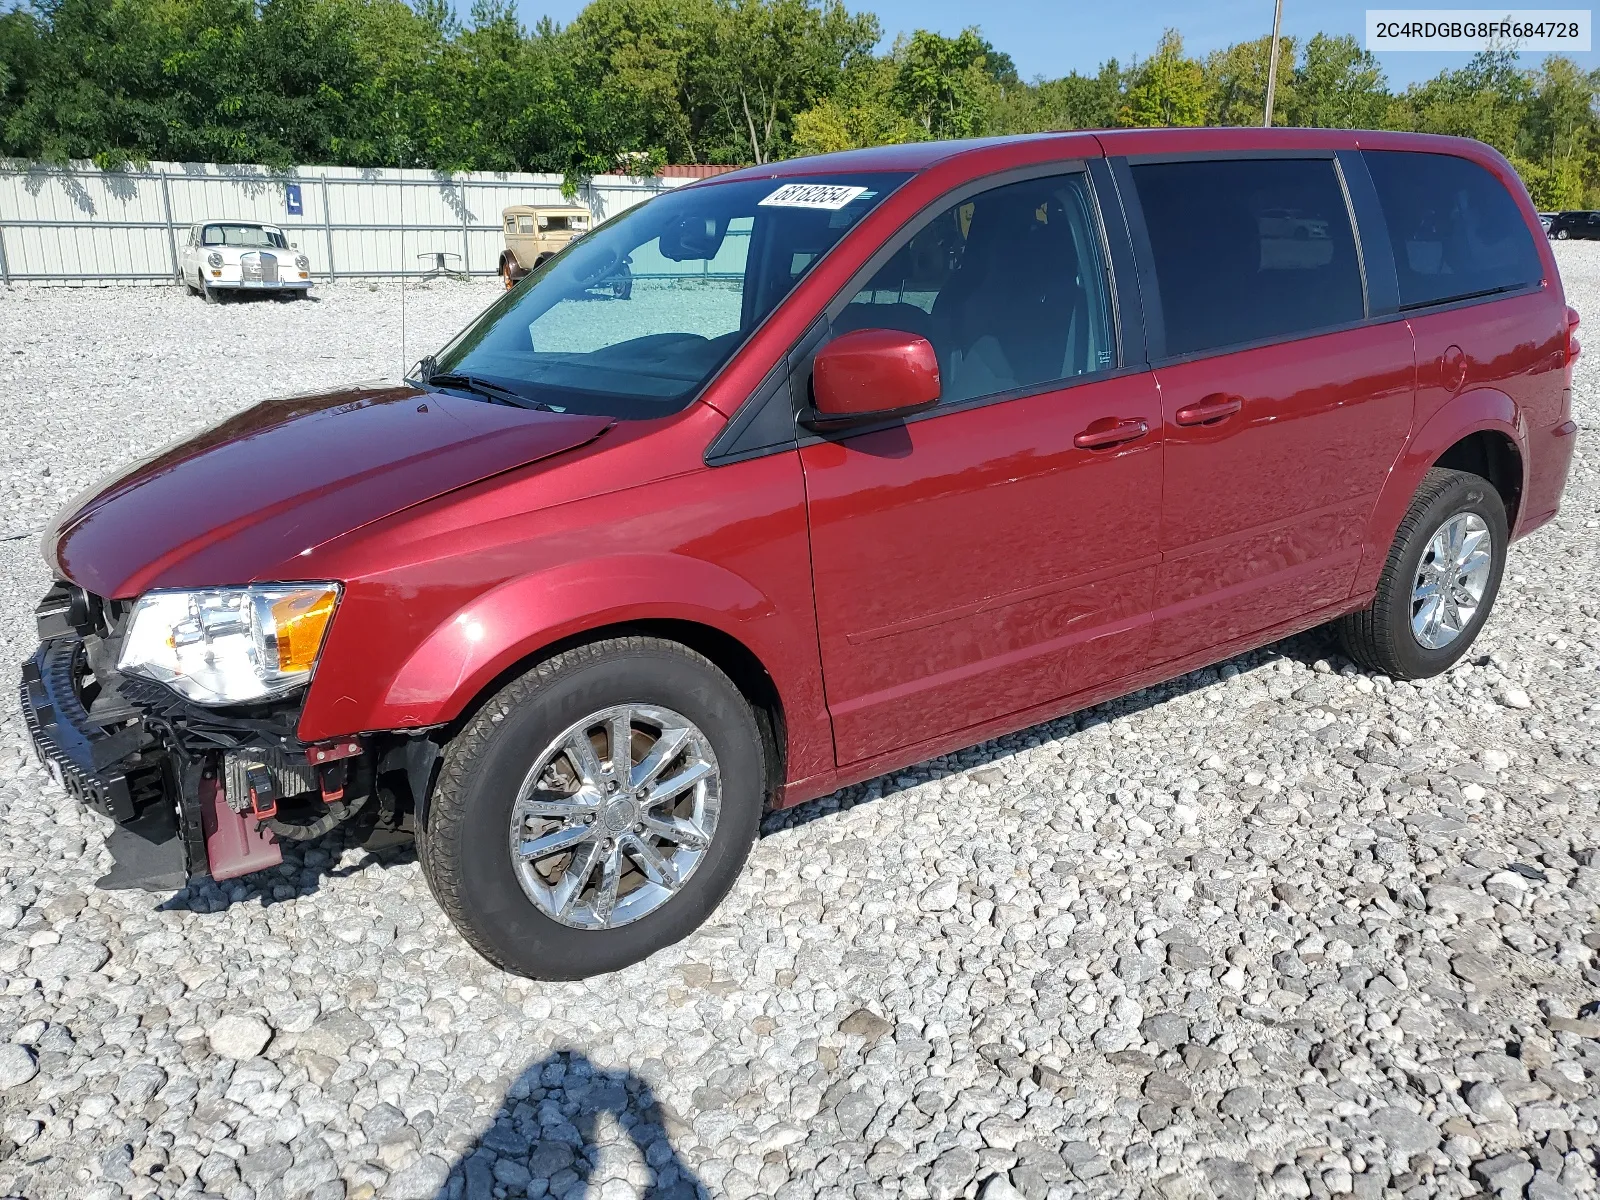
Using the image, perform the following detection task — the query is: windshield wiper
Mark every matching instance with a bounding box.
[419,371,559,412]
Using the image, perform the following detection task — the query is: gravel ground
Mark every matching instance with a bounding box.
[0,255,1595,1200]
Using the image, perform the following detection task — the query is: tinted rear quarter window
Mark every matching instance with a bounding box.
[1362,150,1542,309]
[1130,158,1365,358]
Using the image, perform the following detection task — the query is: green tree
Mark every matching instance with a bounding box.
[695,0,878,164]
[1118,29,1208,128]
[1518,56,1600,207]
[889,27,995,139]
[1286,33,1388,129]
[1204,34,1296,126]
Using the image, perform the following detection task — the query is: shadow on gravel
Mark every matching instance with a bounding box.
[155,834,416,916]
[762,624,1344,839]
[438,1049,704,1199]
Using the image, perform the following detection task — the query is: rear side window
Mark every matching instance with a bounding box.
[1362,150,1542,309]
[1130,158,1365,358]
[837,172,1115,404]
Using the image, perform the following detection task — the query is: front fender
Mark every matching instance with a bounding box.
[299,554,792,738]
[1351,386,1527,598]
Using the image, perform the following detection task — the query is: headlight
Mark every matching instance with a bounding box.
[207,251,223,268]
[117,584,340,705]
[295,254,309,270]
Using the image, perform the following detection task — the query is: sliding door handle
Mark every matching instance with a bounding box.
[1174,394,1243,427]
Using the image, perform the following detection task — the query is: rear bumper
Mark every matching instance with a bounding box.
[1515,417,1579,539]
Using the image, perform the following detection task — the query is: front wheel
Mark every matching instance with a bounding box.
[1338,467,1507,679]
[419,637,765,979]
[1556,228,1570,239]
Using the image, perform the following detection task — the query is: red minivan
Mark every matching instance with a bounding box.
[22,129,1580,978]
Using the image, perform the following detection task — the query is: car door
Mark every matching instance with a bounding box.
[1116,154,1416,665]
[800,168,1164,767]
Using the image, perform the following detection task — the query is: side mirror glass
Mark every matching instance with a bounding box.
[806,328,941,430]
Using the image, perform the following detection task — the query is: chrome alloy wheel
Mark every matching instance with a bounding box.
[508,704,721,930]
[1411,511,1493,650]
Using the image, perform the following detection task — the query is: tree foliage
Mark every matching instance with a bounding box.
[3,0,1600,203]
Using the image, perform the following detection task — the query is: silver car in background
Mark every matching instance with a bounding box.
[180,221,312,302]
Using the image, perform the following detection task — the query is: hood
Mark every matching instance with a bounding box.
[48,385,612,598]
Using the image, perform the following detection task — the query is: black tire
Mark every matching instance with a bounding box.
[1556,228,1570,240]
[500,258,516,290]
[1338,467,1507,680]
[201,274,221,304]
[419,636,765,979]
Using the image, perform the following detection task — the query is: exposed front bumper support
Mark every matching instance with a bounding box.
[20,639,194,891]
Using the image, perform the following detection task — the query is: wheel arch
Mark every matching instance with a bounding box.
[1352,387,1529,598]
[1432,428,1523,529]
[443,618,788,803]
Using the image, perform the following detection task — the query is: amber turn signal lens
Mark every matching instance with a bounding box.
[271,589,337,672]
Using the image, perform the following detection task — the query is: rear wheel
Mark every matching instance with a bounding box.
[1338,467,1507,679]
[419,637,765,979]
[1556,228,1570,240]
[500,258,516,290]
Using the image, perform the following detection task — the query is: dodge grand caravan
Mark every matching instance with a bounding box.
[22,129,1580,979]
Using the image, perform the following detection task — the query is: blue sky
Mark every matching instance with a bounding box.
[511,0,1599,88]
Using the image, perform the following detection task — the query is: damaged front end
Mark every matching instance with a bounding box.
[19,583,429,892]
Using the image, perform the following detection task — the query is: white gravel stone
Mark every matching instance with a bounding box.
[208,1013,273,1060]
[0,247,1598,1199]
[918,875,960,911]
[0,1045,37,1090]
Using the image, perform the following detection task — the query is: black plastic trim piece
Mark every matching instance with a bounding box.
[20,640,138,822]
[1338,150,1400,317]
[1089,158,1148,368]
[1109,156,1167,363]
[703,359,799,467]
[1121,148,1339,164]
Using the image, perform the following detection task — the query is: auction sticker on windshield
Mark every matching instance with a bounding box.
[760,184,869,210]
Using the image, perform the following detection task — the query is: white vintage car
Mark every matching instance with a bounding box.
[179,221,312,301]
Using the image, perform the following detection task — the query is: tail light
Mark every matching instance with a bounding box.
[1566,305,1581,366]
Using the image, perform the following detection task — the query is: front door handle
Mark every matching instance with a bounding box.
[1174,394,1243,427]
[1074,417,1149,450]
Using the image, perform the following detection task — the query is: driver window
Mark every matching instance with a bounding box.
[517,215,536,234]
[836,173,1115,404]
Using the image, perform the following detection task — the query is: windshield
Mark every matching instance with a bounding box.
[203,224,289,249]
[430,173,908,418]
